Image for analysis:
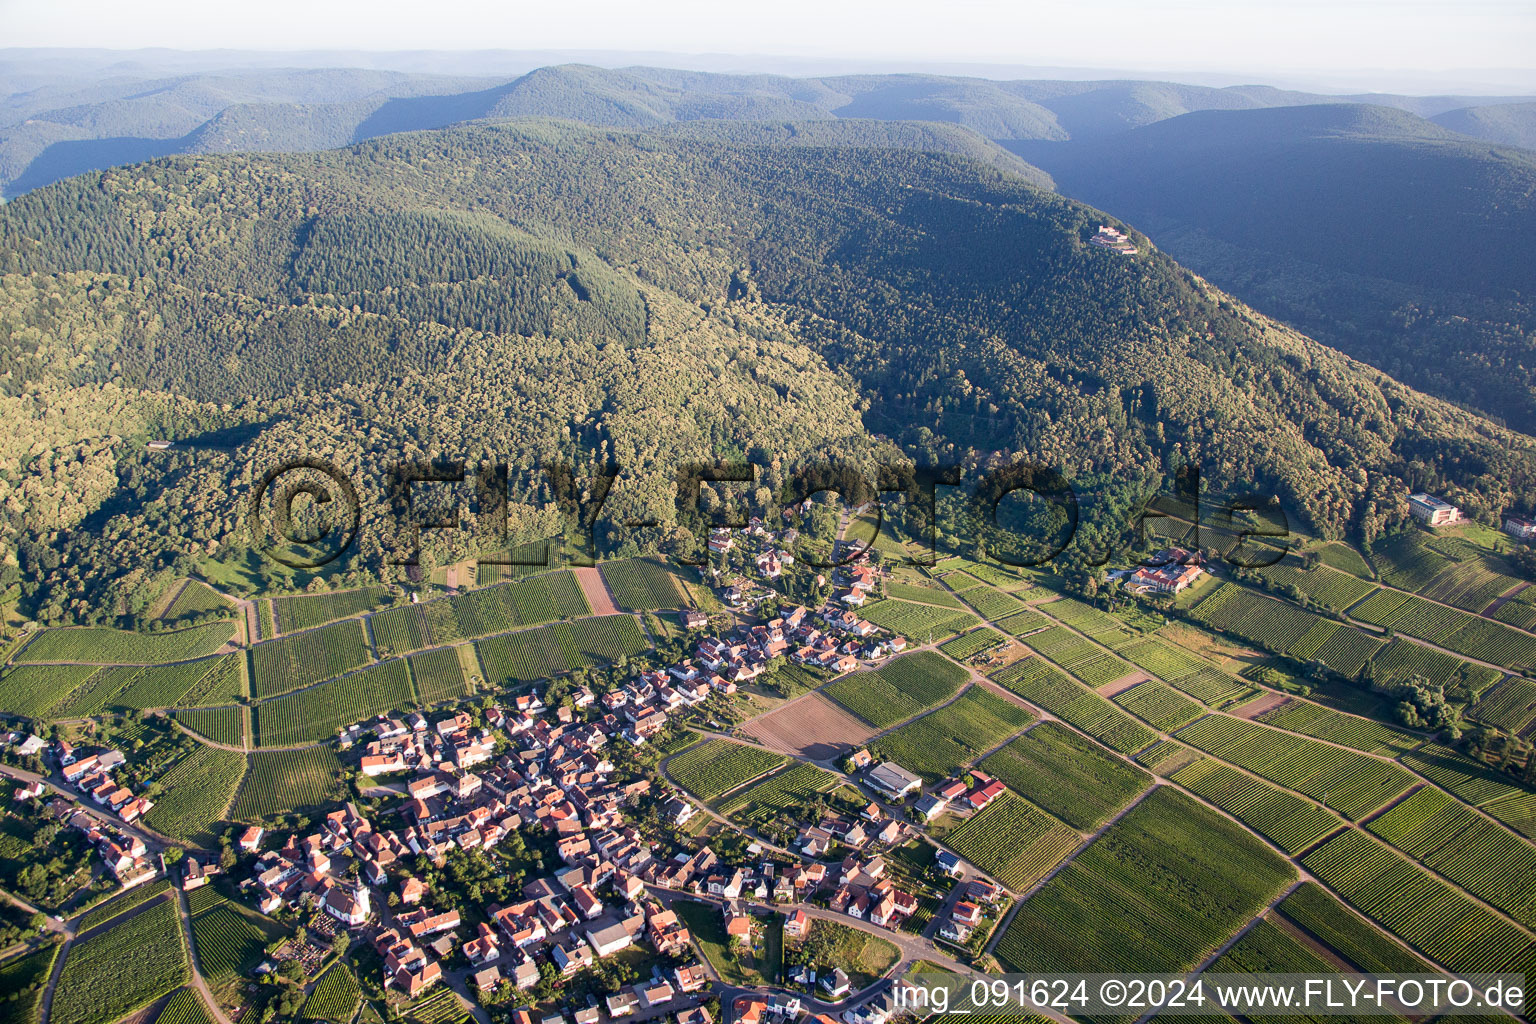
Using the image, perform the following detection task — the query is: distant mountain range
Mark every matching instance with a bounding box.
[4,61,1533,198]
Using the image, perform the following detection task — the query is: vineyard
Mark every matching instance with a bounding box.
[1400,743,1529,806]
[990,657,1156,754]
[142,744,246,844]
[1174,715,1415,819]
[1494,587,1536,631]
[1370,532,1456,593]
[1189,583,1383,678]
[1469,677,1536,732]
[302,963,361,1021]
[77,878,173,932]
[1254,557,1375,612]
[1110,681,1203,731]
[1042,597,1148,650]
[993,788,1294,974]
[253,659,414,746]
[51,899,187,1024]
[883,582,965,607]
[823,651,969,728]
[718,761,841,831]
[475,616,646,689]
[1275,882,1431,974]
[937,628,1005,661]
[1314,542,1375,579]
[995,609,1052,637]
[1351,590,1536,674]
[947,792,1079,890]
[176,655,246,706]
[1302,829,1536,976]
[0,945,57,1024]
[249,620,371,699]
[370,604,430,657]
[860,598,978,640]
[1208,917,1333,976]
[161,582,231,622]
[408,647,470,703]
[870,685,1034,781]
[233,747,346,818]
[0,664,111,718]
[174,706,244,746]
[189,893,276,982]
[1170,758,1341,854]
[1255,699,1422,757]
[599,557,690,610]
[272,587,390,632]
[1015,625,1136,689]
[960,586,1027,620]
[1118,638,1255,706]
[979,722,1151,830]
[112,657,238,711]
[667,739,787,800]
[17,622,235,665]
[1364,785,1536,928]
[152,990,214,1024]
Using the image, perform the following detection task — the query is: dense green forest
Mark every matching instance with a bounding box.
[4,118,1536,625]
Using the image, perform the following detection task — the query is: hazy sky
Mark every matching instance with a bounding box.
[4,0,1533,86]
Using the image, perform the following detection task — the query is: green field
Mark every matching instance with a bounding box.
[1189,583,1383,678]
[823,650,969,728]
[718,762,841,829]
[0,944,58,1024]
[161,581,231,622]
[960,586,1028,621]
[1364,785,1536,928]
[17,622,235,665]
[232,747,346,818]
[1275,882,1431,974]
[938,628,1006,661]
[599,557,690,610]
[407,646,470,703]
[884,582,965,607]
[0,664,103,719]
[1170,757,1341,855]
[51,900,187,1024]
[271,587,390,632]
[141,744,247,845]
[189,892,278,982]
[946,792,1080,890]
[869,685,1033,781]
[667,739,787,800]
[1256,699,1421,757]
[990,657,1157,754]
[302,963,361,1021]
[249,619,372,698]
[1111,681,1204,731]
[76,878,173,932]
[1303,828,1536,976]
[861,598,979,640]
[173,705,243,746]
[993,787,1295,974]
[253,659,413,746]
[980,722,1151,830]
[475,615,646,689]
[1175,715,1415,819]
[1469,677,1536,732]
[151,989,214,1024]
[370,604,430,657]
[1118,638,1256,706]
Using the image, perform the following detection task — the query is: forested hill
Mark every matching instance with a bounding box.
[4,119,1536,623]
[1015,103,1536,432]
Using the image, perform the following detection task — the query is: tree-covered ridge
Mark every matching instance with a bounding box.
[2,119,1534,624]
